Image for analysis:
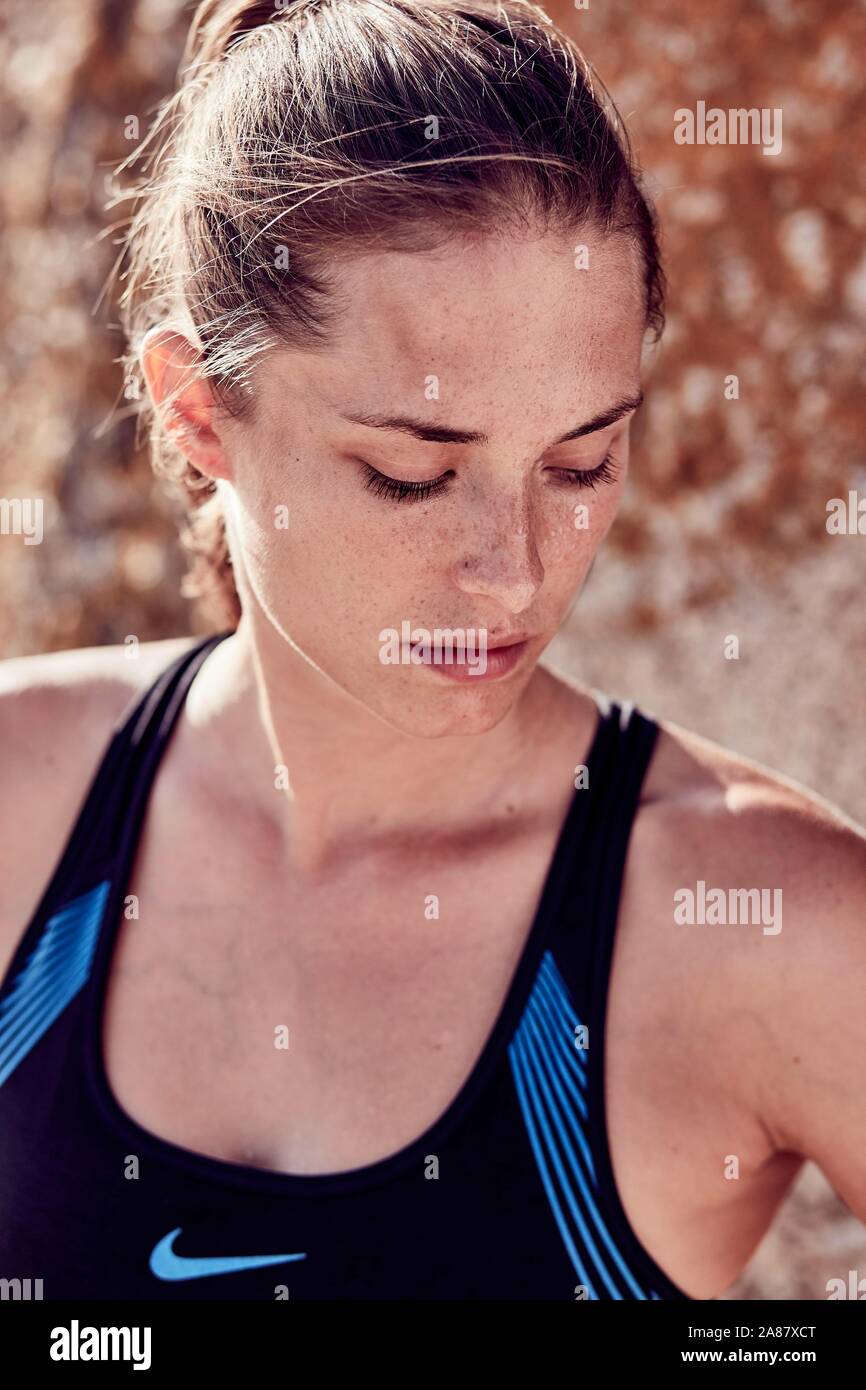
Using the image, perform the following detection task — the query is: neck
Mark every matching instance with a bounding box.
[183,611,584,874]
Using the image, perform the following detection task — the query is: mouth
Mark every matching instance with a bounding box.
[421,635,533,684]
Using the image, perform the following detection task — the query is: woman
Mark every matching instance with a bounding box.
[0,0,863,1303]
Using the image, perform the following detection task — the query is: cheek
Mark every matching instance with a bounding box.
[540,474,625,576]
[262,486,429,631]
[235,450,352,578]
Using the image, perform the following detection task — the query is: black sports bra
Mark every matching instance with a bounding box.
[0,634,690,1300]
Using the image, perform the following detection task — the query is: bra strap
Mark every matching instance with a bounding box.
[32,633,231,915]
[544,699,660,1021]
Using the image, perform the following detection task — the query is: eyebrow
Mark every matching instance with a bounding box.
[338,391,644,447]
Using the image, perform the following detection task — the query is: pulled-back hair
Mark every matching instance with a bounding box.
[112,0,666,627]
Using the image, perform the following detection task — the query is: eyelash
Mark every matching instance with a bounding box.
[552,451,619,491]
[359,451,619,504]
[360,463,452,503]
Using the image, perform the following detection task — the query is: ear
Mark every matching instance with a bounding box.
[139,327,233,482]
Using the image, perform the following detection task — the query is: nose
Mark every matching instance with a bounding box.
[452,489,545,614]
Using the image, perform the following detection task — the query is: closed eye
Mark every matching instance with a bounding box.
[357,448,619,503]
[359,461,453,502]
[547,450,619,490]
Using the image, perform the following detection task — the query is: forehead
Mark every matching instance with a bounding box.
[258,229,646,432]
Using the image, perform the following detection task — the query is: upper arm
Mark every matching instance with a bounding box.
[641,721,866,1208]
[671,756,866,1214]
[754,811,866,1219]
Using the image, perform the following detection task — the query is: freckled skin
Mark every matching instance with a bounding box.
[216,229,647,737]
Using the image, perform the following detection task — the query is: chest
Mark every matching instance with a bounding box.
[103,806,576,1174]
[98,804,776,1299]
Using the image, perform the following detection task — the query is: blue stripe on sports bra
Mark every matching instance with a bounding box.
[0,881,110,1088]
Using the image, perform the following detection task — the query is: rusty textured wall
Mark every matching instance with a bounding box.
[1,0,864,1300]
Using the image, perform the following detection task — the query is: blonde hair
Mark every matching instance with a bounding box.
[111,0,665,627]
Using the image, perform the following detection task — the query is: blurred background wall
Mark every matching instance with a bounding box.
[1,0,864,1299]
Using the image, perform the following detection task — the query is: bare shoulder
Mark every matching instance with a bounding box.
[0,637,198,969]
[550,667,864,896]
[642,713,866,912]
[633,711,866,1178]
[0,634,197,765]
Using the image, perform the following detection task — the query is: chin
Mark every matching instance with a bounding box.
[369,677,529,739]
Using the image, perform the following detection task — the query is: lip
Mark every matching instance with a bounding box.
[486,633,532,649]
[421,637,531,684]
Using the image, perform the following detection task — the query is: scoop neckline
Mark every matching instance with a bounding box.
[84,637,610,1196]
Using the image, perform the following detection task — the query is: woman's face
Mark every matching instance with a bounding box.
[219,229,647,737]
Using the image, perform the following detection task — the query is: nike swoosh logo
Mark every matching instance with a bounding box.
[149,1227,307,1281]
